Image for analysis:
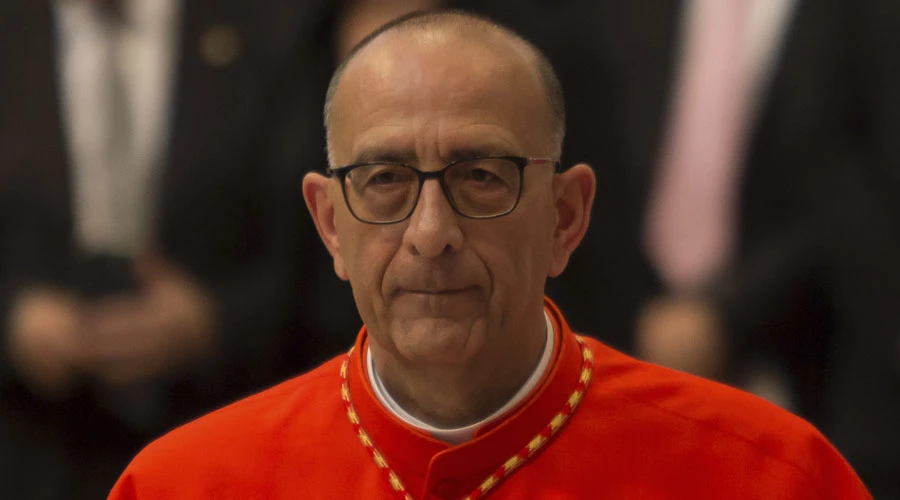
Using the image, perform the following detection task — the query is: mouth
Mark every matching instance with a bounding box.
[399,286,477,296]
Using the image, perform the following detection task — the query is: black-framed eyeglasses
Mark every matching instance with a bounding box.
[327,156,560,224]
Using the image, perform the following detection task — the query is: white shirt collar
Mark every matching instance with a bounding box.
[367,309,555,445]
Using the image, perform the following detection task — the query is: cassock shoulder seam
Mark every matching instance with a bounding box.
[602,381,825,495]
[581,338,827,495]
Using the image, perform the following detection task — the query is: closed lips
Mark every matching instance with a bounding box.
[401,287,475,295]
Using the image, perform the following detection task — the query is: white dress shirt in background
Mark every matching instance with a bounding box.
[56,0,180,256]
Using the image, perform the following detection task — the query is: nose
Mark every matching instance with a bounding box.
[402,179,464,258]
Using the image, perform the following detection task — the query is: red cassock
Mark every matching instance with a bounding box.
[109,299,871,499]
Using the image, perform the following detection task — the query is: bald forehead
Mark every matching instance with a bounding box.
[343,28,538,99]
[357,20,532,66]
[329,29,552,164]
[324,15,565,165]
[341,13,535,81]
[329,25,555,156]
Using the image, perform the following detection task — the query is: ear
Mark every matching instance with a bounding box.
[548,164,595,278]
[303,172,349,281]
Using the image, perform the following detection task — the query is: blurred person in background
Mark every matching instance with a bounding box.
[452,0,900,496]
[0,1,357,498]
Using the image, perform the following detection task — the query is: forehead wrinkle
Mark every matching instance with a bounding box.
[435,122,522,158]
[333,30,553,168]
[326,18,563,165]
[352,131,416,165]
[331,69,415,165]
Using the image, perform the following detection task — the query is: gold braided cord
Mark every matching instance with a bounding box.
[341,337,594,500]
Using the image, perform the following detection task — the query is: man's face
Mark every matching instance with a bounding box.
[319,32,563,366]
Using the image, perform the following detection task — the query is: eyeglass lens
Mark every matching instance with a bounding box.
[343,158,521,222]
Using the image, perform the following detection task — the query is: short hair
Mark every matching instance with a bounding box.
[324,9,566,166]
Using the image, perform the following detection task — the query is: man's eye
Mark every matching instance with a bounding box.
[368,171,405,186]
[466,168,501,183]
[359,166,415,188]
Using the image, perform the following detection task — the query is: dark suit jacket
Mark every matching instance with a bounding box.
[458,0,900,495]
[0,1,358,498]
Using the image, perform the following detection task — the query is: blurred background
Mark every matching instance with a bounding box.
[0,0,897,498]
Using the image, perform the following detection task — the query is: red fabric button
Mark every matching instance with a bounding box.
[430,478,465,499]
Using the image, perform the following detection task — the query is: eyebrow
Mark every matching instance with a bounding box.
[351,147,417,165]
[445,146,518,161]
[350,144,519,166]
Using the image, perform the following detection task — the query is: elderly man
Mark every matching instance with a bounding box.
[108,10,869,500]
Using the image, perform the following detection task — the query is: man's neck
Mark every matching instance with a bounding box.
[368,309,550,429]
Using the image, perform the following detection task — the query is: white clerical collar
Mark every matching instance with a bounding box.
[366,309,555,445]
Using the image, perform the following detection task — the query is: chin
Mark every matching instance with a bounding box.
[395,317,487,365]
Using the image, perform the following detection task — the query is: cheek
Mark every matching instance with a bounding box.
[471,217,554,300]
[336,224,401,310]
